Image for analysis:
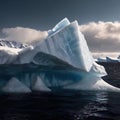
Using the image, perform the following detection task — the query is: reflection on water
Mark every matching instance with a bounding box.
[0,91,120,120]
[0,63,120,120]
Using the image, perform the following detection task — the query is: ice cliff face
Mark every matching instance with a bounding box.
[0,18,120,93]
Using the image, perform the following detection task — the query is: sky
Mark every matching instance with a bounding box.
[0,0,120,57]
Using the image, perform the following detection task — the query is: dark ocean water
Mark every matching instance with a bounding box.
[0,62,120,120]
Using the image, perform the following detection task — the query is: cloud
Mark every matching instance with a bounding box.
[92,52,120,59]
[2,27,48,44]
[79,21,120,53]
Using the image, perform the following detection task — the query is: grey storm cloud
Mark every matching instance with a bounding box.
[79,21,120,53]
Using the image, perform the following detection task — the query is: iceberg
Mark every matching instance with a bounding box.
[2,77,31,93]
[0,18,120,93]
[106,57,120,63]
[97,56,120,63]
[118,55,120,59]
[0,40,28,48]
[48,17,70,36]
[97,57,106,62]
[32,76,51,92]
[0,47,19,64]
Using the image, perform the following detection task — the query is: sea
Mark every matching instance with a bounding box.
[0,62,120,120]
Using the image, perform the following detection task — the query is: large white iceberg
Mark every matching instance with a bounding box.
[0,18,120,93]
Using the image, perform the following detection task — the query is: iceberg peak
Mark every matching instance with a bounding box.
[48,18,70,36]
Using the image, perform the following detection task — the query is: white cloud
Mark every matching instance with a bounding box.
[92,52,120,59]
[79,21,120,52]
[2,27,48,44]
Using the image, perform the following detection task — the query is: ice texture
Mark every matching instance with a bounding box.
[97,57,120,62]
[97,57,106,62]
[32,76,51,92]
[2,77,31,93]
[0,47,19,64]
[0,40,28,48]
[48,18,70,36]
[34,21,93,72]
[0,18,120,93]
[106,57,120,62]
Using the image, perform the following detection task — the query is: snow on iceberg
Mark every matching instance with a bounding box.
[0,47,19,64]
[97,57,106,62]
[97,57,120,63]
[0,18,120,93]
[48,17,70,36]
[106,57,120,63]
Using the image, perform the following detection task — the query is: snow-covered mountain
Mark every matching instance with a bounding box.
[0,40,28,48]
